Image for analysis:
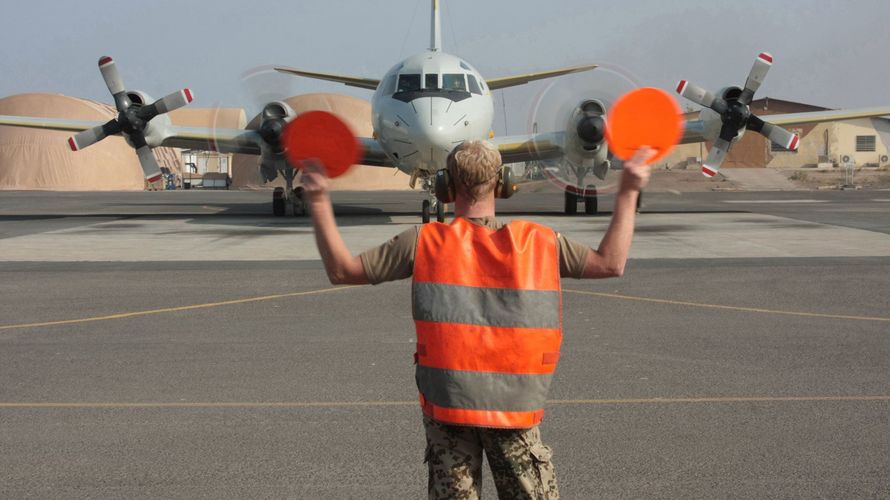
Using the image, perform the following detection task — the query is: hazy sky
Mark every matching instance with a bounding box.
[1,0,888,134]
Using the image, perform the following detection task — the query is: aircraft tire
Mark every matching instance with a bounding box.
[436,201,445,222]
[564,191,578,215]
[273,188,285,217]
[422,199,431,224]
[584,185,597,215]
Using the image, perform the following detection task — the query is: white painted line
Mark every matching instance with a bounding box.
[870,199,890,202]
[722,200,830,204]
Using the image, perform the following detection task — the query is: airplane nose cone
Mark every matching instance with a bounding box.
[412,96,466,169]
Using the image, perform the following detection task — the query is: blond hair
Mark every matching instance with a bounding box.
[446,140,502,203]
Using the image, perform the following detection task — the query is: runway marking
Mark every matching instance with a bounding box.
[562,289,890,323]
[0,286,359,332]
[1,395,888,409]
[721,199,830,204]
[871,199,890,202]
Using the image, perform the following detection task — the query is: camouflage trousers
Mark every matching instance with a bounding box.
[423,416,559,499]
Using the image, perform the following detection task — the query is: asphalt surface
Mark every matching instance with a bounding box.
[1,189,889,498]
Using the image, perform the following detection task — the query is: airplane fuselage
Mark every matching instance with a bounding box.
[371,51,494,177]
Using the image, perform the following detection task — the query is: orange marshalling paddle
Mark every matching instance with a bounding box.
[282,110,362,178]
[605,87,684,163]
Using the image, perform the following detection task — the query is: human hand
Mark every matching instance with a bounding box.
[619,146,655,193]
[300,159,330,203]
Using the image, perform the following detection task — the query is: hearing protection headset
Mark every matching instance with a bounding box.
[434,166,516,204]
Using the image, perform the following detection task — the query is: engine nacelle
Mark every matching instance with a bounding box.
[256,101,297,182]
[562,99,610,179]
[698,86,747,145]
[120,90,174,148]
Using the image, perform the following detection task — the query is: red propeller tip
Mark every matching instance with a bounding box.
[676,80,687,94]
[702,165,718,178]
[98,56,113,67]
[183,88,194,103]
[146,173,163,183]
[68,137,78,151]
[788,134,799,151]
[758,52,773,64]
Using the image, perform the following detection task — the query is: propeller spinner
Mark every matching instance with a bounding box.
[677,53,799,177]
[68,56,194,183]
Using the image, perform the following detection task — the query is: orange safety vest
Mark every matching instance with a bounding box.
[413,217,562,428]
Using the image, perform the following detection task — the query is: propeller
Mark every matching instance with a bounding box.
[526,63,640,194]
[676,52,799,177]
[68,56,194,183]
[232,65,303,183]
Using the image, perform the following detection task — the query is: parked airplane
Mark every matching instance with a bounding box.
[2,0,889,220]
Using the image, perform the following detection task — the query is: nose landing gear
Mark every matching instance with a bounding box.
[421,198,446,223]
[420,175,446,223]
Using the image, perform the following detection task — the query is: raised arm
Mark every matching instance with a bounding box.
[580,147,653,279]
[302,161,369,285]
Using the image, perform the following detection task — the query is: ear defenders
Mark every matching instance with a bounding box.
[434,166,516,204]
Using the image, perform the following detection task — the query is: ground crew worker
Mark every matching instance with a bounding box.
[303,140,653,499]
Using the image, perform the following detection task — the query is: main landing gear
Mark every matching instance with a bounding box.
[272,168,307,217]
[564,185,598,215]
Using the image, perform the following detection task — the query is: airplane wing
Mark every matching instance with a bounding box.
[0,115,395,166]
[486,64,598,90]
[763,107,890,127]
[490,132,566,164]
[0,115,105,133]
[678,106,890,145]
[273,67,380,90]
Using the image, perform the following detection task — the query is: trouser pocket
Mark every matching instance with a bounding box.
[529,442,559,500]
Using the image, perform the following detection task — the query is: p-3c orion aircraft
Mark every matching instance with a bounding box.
[3,0,890,220]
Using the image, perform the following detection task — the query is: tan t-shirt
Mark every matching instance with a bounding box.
[359,216,592,284]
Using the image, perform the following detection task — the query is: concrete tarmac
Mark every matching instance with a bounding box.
[1,190,888,498]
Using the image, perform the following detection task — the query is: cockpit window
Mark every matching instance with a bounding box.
[381,74,397,95]
[443,74,466,91]
[397,74,421,92]
[467,74,482,95]
[425,74,439,90]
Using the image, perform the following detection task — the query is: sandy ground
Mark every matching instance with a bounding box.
[781,167,890,190]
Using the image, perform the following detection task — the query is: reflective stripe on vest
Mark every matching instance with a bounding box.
[413,217,562,428]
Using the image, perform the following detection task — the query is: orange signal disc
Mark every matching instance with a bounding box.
[605,87,684,163]
[282,110,362,178]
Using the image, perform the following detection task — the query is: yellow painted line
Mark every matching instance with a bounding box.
[0,395,888,409]
[563,289,890,323]
[0,286,359,332]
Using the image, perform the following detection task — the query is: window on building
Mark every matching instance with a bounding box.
[397,74,421,92]
[769,128,802,153]
[856,135,876,152]
[425,73,439,89]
